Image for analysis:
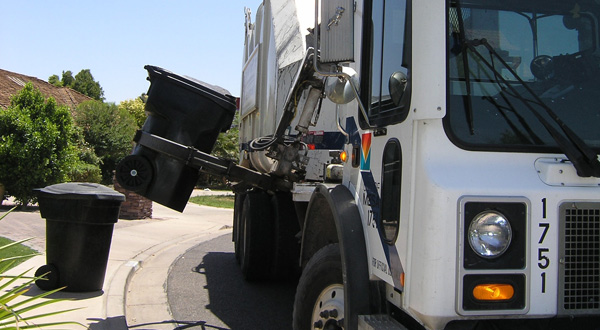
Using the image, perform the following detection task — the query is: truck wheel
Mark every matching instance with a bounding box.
[271,192,301,279]
[233,192,246,265]
[293,244,344,330]
[240,190,274,280]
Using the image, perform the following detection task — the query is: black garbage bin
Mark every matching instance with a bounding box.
[116,65,237,212]
[34,182,125,292]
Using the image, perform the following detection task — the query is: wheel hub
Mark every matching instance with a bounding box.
[116,155,153,191]
[312,284,344,329]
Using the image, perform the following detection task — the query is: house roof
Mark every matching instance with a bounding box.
[0,68,92,110]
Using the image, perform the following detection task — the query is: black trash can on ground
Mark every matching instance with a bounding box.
[35,182,125,292]
[116,65,237,212]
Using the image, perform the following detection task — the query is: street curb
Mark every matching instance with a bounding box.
[124,229,233,329]
[103,259,141,329]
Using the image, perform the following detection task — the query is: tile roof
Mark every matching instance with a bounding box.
[0,68,92,110]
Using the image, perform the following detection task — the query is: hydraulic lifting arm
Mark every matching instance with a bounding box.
[118,131,293,195]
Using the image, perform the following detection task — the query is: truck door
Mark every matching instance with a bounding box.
[354,0,412,287]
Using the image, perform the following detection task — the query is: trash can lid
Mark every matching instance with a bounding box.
[144,65,237,111]
[37,182,126,202]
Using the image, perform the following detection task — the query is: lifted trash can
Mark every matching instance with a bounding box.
[34,183,125,292]
[116,65,237,212]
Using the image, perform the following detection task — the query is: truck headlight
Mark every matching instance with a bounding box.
[468,211,512,258]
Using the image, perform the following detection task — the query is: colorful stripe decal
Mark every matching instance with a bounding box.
[361,133,371,170]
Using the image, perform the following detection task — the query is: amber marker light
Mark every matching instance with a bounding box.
[472,284,514,301]
[340,151,348,163]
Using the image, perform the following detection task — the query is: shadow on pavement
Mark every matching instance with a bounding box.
[20,284,104,299]
[127,320,229,330]
[167,235,297,330]
[87,316,128,330]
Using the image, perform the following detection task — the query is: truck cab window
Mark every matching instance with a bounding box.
[361,0,411,127]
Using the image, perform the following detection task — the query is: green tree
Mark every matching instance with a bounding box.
[0,83,78,205]
[48,69,104,100]
[48,74,62,87]
[74,100,137,183]
[61,70,74,87]
[197,111,240,188]
[73,69,104,101]
[211,111,240,160]
[118,97,147,128]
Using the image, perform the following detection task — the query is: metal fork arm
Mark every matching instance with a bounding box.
[133,131,292,192]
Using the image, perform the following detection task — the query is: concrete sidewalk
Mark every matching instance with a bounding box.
[0,189,234,329]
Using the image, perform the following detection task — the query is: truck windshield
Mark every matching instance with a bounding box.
[445,0,600,154]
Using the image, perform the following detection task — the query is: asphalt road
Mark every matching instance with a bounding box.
[166,234,298,330]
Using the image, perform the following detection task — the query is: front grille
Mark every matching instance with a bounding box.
[558,202,600,315]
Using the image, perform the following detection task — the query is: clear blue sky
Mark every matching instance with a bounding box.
[1,1,263,103]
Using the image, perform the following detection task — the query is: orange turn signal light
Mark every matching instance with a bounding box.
[472,284,514,301]
[340,151,348,163]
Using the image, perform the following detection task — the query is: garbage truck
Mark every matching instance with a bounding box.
[117,0,600,329]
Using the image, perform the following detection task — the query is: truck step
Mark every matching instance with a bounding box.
[358,315,408,330]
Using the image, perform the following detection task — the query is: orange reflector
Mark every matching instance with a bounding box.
[400,272,405,288]
[340,151,348,163]
[473,284,514,301]
[308,144,316,150]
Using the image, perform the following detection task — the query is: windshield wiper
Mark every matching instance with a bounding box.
[462,38,600,177]
[453,3,475,135]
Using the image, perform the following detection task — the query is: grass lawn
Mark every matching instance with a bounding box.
[189,195,235,209]
[0,236,37,270]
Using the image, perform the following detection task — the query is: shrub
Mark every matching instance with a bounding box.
[67,127,102,183]
[74,100,137,183]
[0,84,78,205]
[118,97,147,128]
[68,160,103,183]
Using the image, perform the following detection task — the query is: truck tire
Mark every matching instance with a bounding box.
[271,192,301,279]
[233,192,246,265]
[293,244,344,330]
[240,190,274,280]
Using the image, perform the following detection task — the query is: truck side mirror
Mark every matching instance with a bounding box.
[325,67,359,104]
[389,71,408,106]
